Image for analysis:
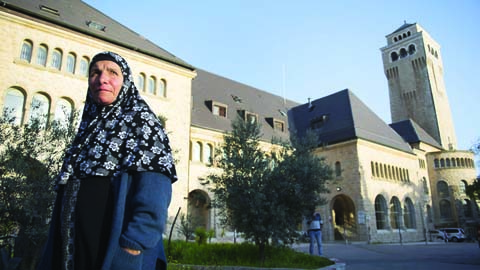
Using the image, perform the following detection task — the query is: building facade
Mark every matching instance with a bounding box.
[1,1,478,242]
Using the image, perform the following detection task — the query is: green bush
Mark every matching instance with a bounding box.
[166,240,334,269]
[194,227,207,245]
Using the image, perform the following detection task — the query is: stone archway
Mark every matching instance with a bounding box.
[331,195,357,241]
[187,189,211,230]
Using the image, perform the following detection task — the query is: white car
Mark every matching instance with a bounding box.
[438,228,467,242]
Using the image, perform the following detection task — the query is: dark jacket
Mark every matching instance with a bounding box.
[37,172,172,270]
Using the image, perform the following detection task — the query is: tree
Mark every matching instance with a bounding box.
[205,117,332,263]
[0,112,77,269]
[465,177,480,201]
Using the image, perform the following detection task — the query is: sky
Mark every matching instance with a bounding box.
[84,0,480,155]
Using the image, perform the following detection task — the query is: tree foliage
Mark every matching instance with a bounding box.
[205,117,332,262]
[0,112,77,266]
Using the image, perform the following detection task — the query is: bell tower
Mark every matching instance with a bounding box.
[380,22,457,150]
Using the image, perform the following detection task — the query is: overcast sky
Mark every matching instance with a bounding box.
[85,0,480,159]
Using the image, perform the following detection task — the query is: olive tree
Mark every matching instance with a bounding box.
[205,116,332,262]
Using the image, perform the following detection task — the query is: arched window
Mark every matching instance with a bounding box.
[434,159,439,168]
[446,158,451,167]
[440,158,445,167]
[371,162,375,177]
[193,141,202,162]
[451,158,456,167]
[29,93,50,128]
[204,143,213,165]
[408,44,416,55]
[403,198,416,229]
[137,73,145,92]
[2,88,25,125]
[390,197,402,229]
[460,158,465,167]
[439,199,452,219]
[79,56,89,77]
[53,98,73,128]
[148,76,156,95]
[391,52,399,62]
[50,49,62,70]
[159,79,166,97]
[463,199,472,217]
[458,180,467,195]
[66,52,76,74]
[399,48,408,58]
[36,44,48,66]
[422,177,429,195]
[437,181,449,198]
[20,40,33,62]
[335,161,341,177]
[375,195,388,230]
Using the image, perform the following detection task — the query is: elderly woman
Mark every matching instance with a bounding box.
[38,51,176,270]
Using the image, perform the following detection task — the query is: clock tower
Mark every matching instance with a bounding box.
[380,22,457,150]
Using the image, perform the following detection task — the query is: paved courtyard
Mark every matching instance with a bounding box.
[292,241,480,270]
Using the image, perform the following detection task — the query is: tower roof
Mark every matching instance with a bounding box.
[389,21,416,36]
[289,89,413,153]
[2,0,194,70]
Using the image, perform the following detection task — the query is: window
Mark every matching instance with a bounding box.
[437,181,449,198]
[390,52,399,62]
[29,93,50,127]
[408,44,416,55]
[79,57,89,77]
[213,104,227,117]
[159,79,166,97]
[274,120,285,132]
[53,98,73,128]
[2,88,25,125]
[66,53,76,74]
[204,143,213,165]
[148,76,156,95]
[399,48,407,58]
[193,142,202,162]
[390,197,402,229]
[374,195,388,230]
[50,49,62,70]
[463,199,472,217]
[459,180,467,195]
[310,114,328,129]
[137,73,145,92]
[245,112,257,124]
[422,177,429,195]
[439,199,452,219]
[36,44,48,66]
[335,161,341,177]
[20,40,33,62]
[434,159,439,168]
[403,198,416,229]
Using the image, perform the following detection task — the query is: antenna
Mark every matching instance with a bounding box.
[282,64,286,105]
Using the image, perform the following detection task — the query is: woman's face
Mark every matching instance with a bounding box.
[88,60,124,106]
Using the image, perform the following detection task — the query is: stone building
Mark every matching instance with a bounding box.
[1,1,478,242]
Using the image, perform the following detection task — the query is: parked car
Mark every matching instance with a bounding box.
[438,228,467,242]
[428,229,446,240]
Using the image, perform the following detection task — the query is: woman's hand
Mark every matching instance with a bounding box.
[122,247,141,255]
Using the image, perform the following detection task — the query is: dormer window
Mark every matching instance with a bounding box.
[206,100,227,117]
[245,112,258,124]
[266,117,285,132]
[273,120,285,132]
[213,103,227,117]
[310,114,328,129]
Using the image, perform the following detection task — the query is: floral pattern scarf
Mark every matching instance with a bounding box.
[56,51,177,269]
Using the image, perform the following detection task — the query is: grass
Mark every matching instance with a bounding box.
[166,240,334,269]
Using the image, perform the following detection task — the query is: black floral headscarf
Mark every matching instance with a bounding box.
[57,51,176,269]
[57,51,177,184]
